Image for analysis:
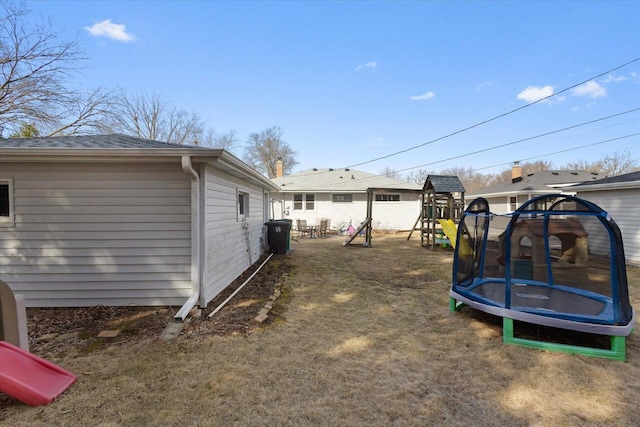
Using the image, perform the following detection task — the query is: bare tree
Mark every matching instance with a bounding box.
[0,2,115,137]
[212,129,238,151]
[113,91,205,144]
[48,87,117,136]
[405,169,431,186]
[197,129,238,151]
[439,166,488,193]
[243,126,298,178]
[380,166,402,180]
[565,151,639,176]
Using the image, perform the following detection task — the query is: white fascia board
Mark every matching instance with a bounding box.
[547,182,584,188]
[275,189,368,193]
[572,181,640,192]
[0,147,222,163]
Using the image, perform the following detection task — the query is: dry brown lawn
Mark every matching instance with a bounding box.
[1,233,639,426]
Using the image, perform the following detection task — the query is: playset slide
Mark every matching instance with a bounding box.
[0,341,76,406]
[437,219,472,255]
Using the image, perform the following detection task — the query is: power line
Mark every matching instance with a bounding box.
[290,108,640,180]
[285,107,639,183]
[344,57,640,169]
[394,108,640,174]
[431,117,638,171]
[492,132,640,170]
[288,132,640,192]
[473,133,640,173]
[372,132,640,187]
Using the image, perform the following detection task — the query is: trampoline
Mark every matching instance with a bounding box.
[449,194,635,360]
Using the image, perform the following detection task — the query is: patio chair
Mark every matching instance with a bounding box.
[318,219,328,238]
[296,219,309,237]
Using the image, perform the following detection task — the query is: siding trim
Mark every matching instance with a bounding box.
[0,177,15,227]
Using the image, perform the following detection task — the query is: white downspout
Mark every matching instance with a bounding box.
[174,155,202,322]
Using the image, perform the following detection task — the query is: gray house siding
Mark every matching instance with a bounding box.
[480,194,532,215]
[201,164,268,305]
[0,162,193,307]
[0,135,281,311]
[577,188,640,266]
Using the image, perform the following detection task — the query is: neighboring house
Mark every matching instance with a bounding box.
[469,163,600,214]
[270,163,422,231]
[0,135,279,319]
[570,171,640,266]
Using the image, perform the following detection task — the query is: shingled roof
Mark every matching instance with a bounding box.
[423,175,466,193]
[470,170,601,197]
[570,171,640,190]
[0,134,193,149]
[271,168,420,192]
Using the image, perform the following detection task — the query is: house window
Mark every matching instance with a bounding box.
[509,196,517,212]
[238,191,249,218]
[332,193,353,203]
[375,194,400,202]
[0,179,14,227]
[293,193,315,211]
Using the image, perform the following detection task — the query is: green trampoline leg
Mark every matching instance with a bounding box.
[449,297,465,313]
[502,317,627,361]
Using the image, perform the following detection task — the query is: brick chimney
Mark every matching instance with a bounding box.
[511,161,523,183]
[276,158,283,178]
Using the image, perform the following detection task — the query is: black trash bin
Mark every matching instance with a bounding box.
[266,221,291,254]
[280,219,293,251]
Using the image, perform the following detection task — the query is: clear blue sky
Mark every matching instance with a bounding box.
[27,0,640,176]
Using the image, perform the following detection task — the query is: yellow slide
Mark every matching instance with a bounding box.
[437,219,472,255]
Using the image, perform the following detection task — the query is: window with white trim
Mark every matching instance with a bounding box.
[238,190,249,219]
[509,196,517,212]
[293,193,315,211]
[332,193,353,203]
[375,194,400,202]
[0,179,14,227]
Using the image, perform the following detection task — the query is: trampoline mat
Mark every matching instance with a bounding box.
[473,280,606,316]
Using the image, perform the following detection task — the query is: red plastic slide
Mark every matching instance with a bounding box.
[0,341,76,406]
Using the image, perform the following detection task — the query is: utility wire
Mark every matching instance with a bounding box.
[488,132,640,170]
[428,117,639,171]
[405,133,640,183]
[394,108,640,174]
[444,133,638,193]
[287,131,639,191]
[345,57,640,169]
[282,107,639,184]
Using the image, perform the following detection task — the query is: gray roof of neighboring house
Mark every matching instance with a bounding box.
[570,170,640,191]
[470,170,601,197]
[0,134,192,149]
[272,168,421,192]
[423,175,466,193]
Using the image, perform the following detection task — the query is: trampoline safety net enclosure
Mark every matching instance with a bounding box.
[449,194,635,360]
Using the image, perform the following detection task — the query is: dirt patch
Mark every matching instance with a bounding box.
[25,253,293,359]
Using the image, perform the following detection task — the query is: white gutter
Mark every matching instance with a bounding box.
[571,181,640,192]
[174,155,202,322]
